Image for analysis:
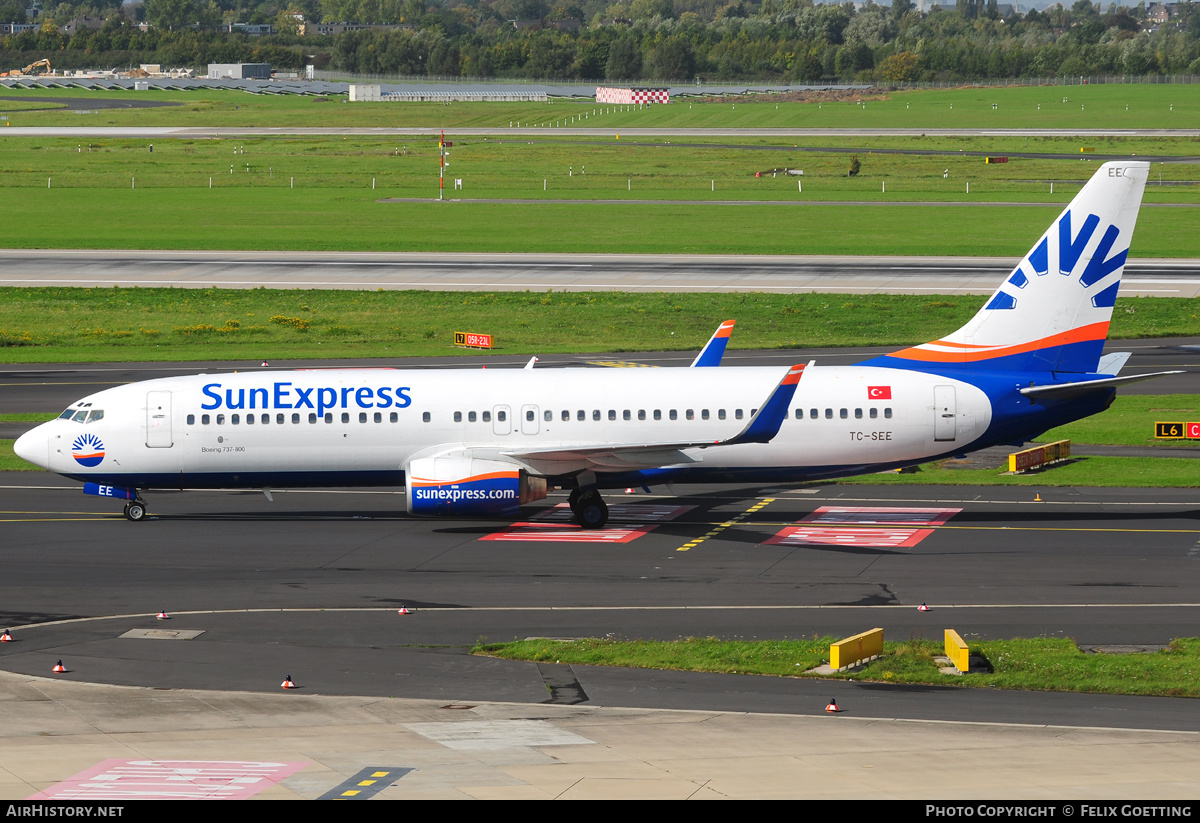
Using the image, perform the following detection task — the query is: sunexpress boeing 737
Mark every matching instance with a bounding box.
[14,162,1180,527]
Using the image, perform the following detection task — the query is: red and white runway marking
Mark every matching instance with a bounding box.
[29,759,308,800]
[763,506,961,549]
[481,503,694,543]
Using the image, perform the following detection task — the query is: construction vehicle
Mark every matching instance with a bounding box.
[1,59,52,77]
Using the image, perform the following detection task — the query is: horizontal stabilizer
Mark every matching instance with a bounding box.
[1020,370,1182,400]
[1096,352,1132,375]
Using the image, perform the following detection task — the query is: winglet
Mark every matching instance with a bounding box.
[690,320,736,367]
[722,363,806,445]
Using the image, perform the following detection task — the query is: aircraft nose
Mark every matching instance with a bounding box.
[13,425,48,469]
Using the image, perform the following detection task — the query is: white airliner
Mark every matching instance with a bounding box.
[14,161,1179,526]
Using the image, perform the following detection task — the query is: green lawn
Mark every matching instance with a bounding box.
[2,288,1197,363]
[473,636,1200,698]
[2,83,1198,131]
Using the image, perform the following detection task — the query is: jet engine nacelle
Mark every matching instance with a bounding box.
[405,455,547,518]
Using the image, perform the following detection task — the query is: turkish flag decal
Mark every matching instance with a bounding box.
[868,386,892,400]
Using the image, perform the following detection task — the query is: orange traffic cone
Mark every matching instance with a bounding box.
[1,629,12,642]
[397,607,410,615]
[918,603,930,612]
[825,698,841,713]
[281,675,296,689]
[156,610,169,620]
[52,660,66,673]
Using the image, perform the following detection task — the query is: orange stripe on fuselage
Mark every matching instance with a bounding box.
[410,470,519,486]
[889,322,1110,363]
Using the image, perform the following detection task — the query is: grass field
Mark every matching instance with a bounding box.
[473,636,1200,698]
[1,130,1195,254]
[3,84,1200,130]
[1,287,1197,363]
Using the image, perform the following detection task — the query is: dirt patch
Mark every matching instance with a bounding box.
[698,88,892,105]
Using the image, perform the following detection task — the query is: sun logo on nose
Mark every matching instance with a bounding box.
[71,433,105,467]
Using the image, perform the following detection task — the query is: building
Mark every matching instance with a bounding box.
[208,63,272,80]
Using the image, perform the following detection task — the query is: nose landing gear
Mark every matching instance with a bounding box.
[123,499,148,521]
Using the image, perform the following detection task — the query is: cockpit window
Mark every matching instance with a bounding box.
[87,410,103,423]
[72,410,88,423]
[58,409,76,420]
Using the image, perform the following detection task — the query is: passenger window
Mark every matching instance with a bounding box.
[638,410,646,421]
[654,410,662,420]
[735,409,744,420]
[292,413,299,424]
[526,410,535,421]
[810,409,818,419]
[825,409,833,419]
[187,414,195,425]
[686,409,694,420]
[324,413,333,423]
[454,411,462,422]
[870,408,878,419]
[246,414,254,425]
[201,414,210,425]
[794,409,802,419]
[670,410,678,421]
[341,412,350,423]
[608,410,616,421]
[483,411,491,422]
[577,410,585,421]
[544,410,552,422]
[359,412,367,423]
[885,408,893,419]
[855,408,863,419]
[840,409,848,419]
[232,414,240,425]
[390,412,398,422]
[309,413,317,423]
[623,410,631,421]
[701,409,709,420]
[468,411,477,422]
[217,414,225,425]
[422,412,431,422]
[562,410,570,422]
[592,410,600,421]
[497,410,506,422]
[374,412,382,423]
[718,409,726,420]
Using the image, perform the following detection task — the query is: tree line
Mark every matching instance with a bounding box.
[2,0,1199,82]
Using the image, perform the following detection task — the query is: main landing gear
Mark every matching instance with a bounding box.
[568,488,608,529]
[123,498,148,522]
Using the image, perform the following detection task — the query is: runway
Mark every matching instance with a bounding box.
[3,349,1199,797]
[4,420,1200,796]
[2,250,1200,297]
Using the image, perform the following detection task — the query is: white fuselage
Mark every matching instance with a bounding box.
[22,364,992,488]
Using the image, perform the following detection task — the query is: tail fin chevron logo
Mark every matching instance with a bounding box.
[71,433,105,467]
[878,161,1149,375]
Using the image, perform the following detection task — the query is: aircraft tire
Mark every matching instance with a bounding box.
[576,492,608,530]
[124,502,147,522]
[567,488,582,515]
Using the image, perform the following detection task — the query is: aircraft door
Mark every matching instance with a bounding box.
[934,385,956,442]
[146,391,173,448]
[520,405,539,435]
[492,405,511,436]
